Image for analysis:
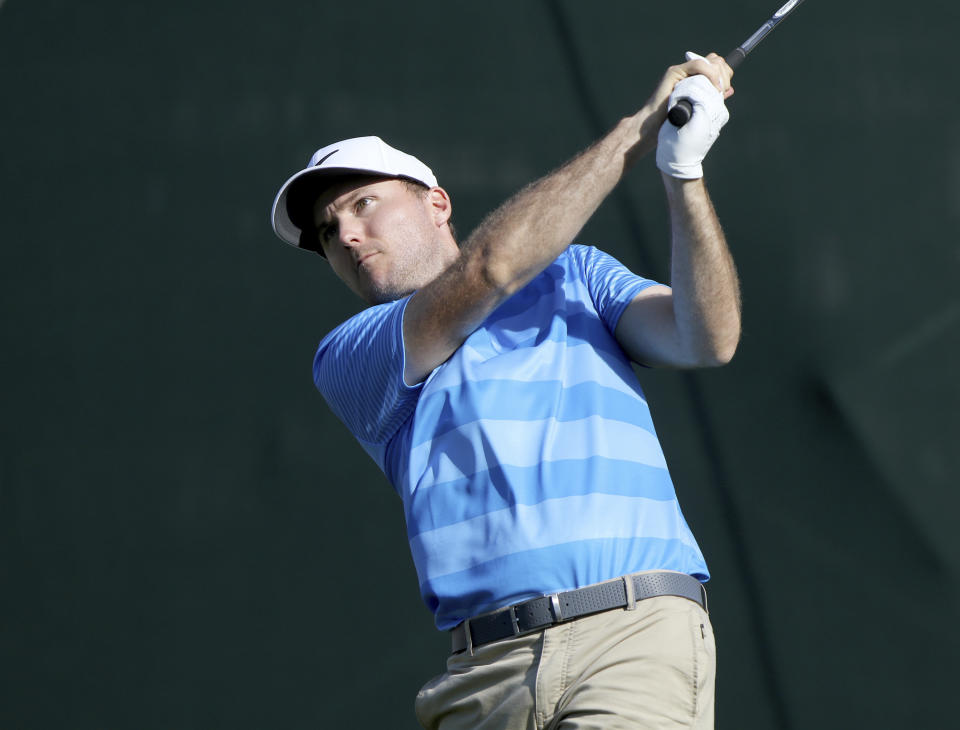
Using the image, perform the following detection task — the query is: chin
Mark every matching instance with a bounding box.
[364,283,414,306]
[358,265,422,305]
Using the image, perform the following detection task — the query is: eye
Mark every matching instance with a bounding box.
[318,222,337,243]
[354,196,374,213]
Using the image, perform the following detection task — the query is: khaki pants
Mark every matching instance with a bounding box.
[415,595,715,730]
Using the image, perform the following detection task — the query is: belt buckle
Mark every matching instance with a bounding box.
[509,602,545,637]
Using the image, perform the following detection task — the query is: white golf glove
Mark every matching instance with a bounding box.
[656,54,730,179]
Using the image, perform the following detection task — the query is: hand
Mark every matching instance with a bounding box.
[645,52,734,113]
[635,52,734,161]
[655,53,731,179]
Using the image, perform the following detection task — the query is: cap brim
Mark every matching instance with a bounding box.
[272,167,355,249]
[271,166,408,250]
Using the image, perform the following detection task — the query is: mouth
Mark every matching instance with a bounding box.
[356,252,379,270]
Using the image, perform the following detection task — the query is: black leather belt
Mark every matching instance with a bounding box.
[450,571,706,655]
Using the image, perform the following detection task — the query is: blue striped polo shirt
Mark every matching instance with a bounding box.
[314,244,708,630]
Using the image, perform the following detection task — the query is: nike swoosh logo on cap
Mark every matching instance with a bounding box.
[314,150,339,167]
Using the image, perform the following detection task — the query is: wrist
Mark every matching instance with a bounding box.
[624,106,661,163]
[661,173,705,193]
[637,102,666,136]
[662,175,710,217]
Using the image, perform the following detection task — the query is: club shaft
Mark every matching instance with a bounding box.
[667,0,807,127]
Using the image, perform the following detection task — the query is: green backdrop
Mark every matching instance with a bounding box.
[2,1,958,727]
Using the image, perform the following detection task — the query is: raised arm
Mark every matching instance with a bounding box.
[614,177,741,368]
[614,52,741,369]
[402,55,731,385]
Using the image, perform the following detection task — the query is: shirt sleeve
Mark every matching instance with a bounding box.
[570,245,662,332]
[312,296,422,470]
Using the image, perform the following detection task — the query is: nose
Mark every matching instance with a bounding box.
[337,217,363,248]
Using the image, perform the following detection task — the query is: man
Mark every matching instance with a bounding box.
[271,52,739,729]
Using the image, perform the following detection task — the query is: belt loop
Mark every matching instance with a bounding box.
[464,618,475,656]
[623,574,637,611]
[509,605,521,636]
[550,593,564,622]
[700,583,709,614]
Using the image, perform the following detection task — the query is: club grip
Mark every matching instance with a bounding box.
[667,99,695,128]
[667,48,746,127]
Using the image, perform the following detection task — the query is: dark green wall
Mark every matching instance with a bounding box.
[2,1,958,727]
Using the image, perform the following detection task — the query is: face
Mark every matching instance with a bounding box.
[311,177,456,305]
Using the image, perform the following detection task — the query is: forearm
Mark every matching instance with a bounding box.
[663,175,741,365]
[461,111,656,298]
[402,54,733,383]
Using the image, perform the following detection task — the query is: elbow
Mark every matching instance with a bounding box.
[478,258,515,295]
[472,243,531,300]
[701,309,742,367]
[684,328,740,368]
[459,232,513,294]
[705,344,737,367]
[699,332,740,368]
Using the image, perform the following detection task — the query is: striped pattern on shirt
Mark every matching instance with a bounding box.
[314,245,709,630]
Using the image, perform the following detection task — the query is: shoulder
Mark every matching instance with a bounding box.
[314,297,413,397]
[562,244,621,279]
[312,296,422,452]
[316,298,409,358]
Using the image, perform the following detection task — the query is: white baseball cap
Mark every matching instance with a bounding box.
[270,135,439,251]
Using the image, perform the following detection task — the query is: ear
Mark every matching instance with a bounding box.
[426,186,452,228]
